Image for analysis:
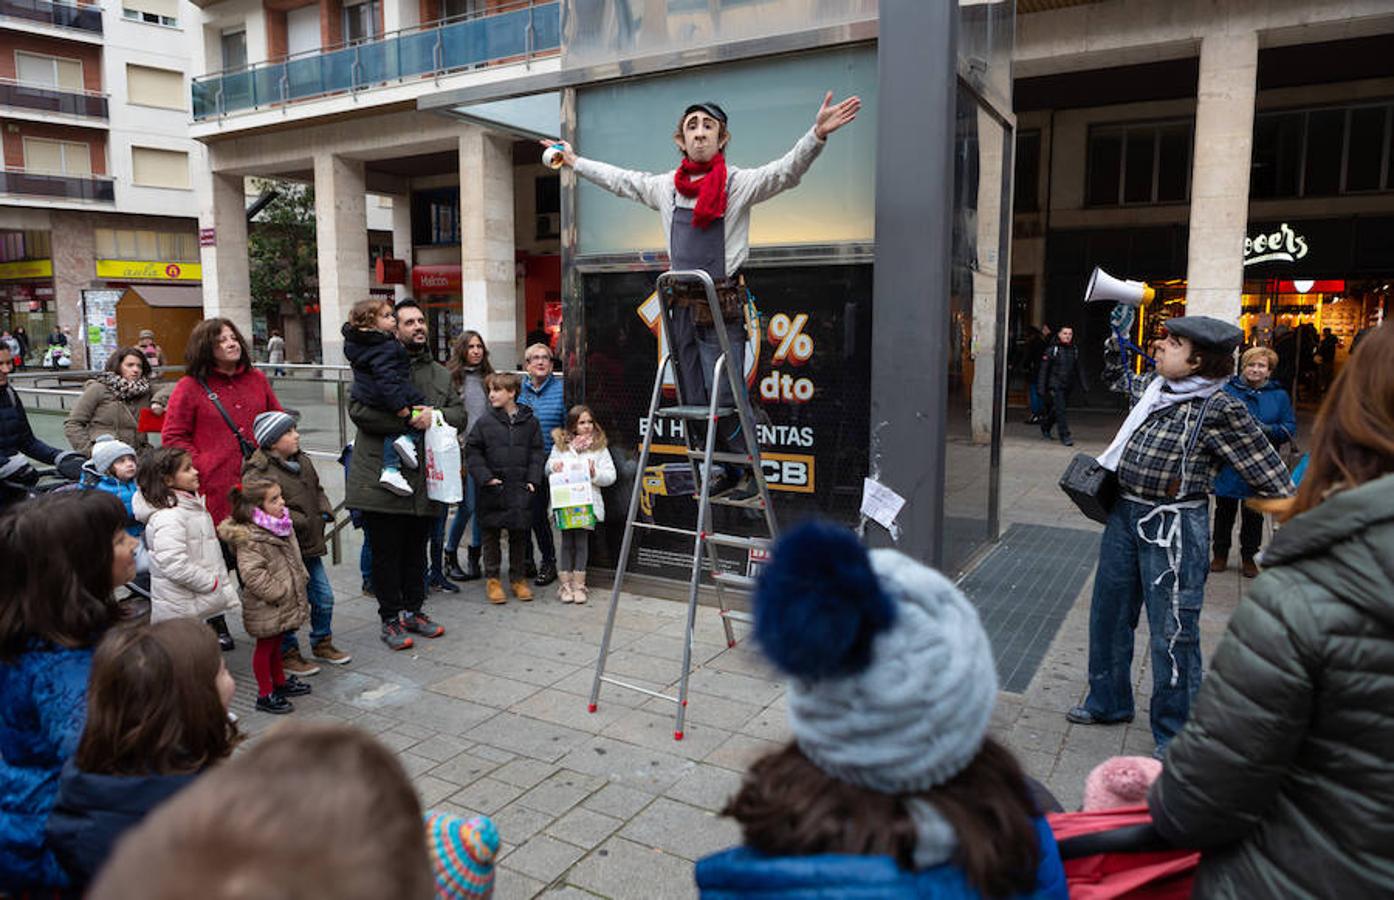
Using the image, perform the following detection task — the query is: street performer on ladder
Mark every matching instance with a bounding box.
[542,91,859,501]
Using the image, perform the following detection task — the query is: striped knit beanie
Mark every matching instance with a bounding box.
[252,410,296,449]
[425,811,499,900]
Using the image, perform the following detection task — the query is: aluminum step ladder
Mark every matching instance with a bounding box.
[588,270,780,740]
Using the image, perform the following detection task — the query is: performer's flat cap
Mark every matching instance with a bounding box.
[1163,316,1243,351]
[682,102,728,124]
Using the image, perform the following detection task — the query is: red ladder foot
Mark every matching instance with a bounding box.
[587,703,597,713]
[674,730,684,741]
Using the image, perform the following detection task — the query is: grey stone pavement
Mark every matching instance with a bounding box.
[24,386,1274,899]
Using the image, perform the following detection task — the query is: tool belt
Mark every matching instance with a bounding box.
[669,275,746,326]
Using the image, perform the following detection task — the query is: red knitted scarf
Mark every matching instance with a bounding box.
[674,153,728,230]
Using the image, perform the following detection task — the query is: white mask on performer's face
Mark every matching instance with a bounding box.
[677,113,725,164]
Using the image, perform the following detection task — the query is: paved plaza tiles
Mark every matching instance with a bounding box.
[24,404,1255,897]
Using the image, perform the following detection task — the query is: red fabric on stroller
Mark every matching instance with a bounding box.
[1048,805,1199,899]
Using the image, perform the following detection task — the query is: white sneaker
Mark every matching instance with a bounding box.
[392,435,419,469]
[379,468,412,496]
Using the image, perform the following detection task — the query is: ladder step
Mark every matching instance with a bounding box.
[684,449,757,466]
[720,609,755,624]
[655,405,735,420]
[711,493,767,510]
[704,532,771,551]
[598,676,680,704]
[633,521,698,537]
[711,572,758,591]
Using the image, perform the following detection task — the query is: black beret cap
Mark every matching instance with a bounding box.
[1163,316,1243,351]
[682,102,728,125]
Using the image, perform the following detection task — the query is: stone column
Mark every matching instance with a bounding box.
[48,210,94,368]
[313,154,368,367]
[197,171,252,337]
[391,194,412,302]
[458,128,517,369]
[1184,31,1258,323]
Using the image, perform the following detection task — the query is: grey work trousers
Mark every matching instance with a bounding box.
[667,305,748,455]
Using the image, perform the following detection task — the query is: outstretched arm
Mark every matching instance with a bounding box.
[540,138,667,210]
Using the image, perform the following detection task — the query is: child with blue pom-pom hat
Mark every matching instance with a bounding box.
[694,520,1068,899]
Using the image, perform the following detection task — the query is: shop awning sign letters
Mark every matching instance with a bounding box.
[95,260,203,281]
[1244,223,1309,267]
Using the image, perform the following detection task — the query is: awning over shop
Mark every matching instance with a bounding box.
[125,284,204,308]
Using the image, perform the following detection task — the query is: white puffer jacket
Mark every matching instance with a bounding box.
[546,439,618,522]
[134,490,240,622]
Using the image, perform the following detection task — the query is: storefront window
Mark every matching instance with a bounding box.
[574,44,878,256]
[581,265,872,577]
[945,82,1010,573]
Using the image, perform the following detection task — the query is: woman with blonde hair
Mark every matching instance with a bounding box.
[1210,344,1296,577]
[1150,323,1394,896]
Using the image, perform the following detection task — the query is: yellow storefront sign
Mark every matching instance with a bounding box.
[0,258,53,280]
[95,259,202,281]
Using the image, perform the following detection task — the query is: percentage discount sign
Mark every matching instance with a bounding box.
[768,313,813,365]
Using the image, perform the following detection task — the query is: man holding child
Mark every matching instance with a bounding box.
[345,299,465,652]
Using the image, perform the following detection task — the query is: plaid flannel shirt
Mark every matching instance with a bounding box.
[1114,373,1293,502]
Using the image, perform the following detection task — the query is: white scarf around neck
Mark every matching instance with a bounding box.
[1098,375,1225,472]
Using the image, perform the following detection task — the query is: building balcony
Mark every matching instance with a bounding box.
[0,167,114,202]
[192,1,559,121]
[0,0,103,34]
[0,79,107,120]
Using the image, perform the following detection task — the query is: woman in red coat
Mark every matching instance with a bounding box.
[161,319,281,649]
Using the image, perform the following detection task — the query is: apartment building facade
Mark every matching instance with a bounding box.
[0,0,204,367]
[189,0,561,367]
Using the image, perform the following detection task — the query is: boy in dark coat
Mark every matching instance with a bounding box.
[465,372,544,605]
[341,298,426,497]
[244,411,351,674]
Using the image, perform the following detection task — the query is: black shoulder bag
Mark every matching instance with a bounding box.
[1059,392,1219,525]
[198,379,258,460]
[1059,453,1117,526]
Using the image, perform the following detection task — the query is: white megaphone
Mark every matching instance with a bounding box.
[1084,266,1155,308]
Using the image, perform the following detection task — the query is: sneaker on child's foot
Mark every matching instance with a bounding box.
[401,610,445,638]
[277,674,312,697]
[381,619,414,651]
[281,647,320,676]
[311,638,352,665]
[392,434,419,469]
[255,693,294,715]
[379,468,412,496]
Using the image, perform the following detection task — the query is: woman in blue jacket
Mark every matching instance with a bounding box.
[1212,347,1297,578]
[0,491,136,891]
[695,522,1067,899]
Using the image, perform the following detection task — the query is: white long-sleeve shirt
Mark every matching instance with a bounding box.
[572,127,827,275]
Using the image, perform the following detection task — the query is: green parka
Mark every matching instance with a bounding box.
[1149,472,1394,898]
[344,343,465,517]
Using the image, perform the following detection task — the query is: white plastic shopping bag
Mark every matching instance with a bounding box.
[424,411,463,504]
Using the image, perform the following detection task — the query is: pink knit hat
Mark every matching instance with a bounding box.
[1082,755,1163,811]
